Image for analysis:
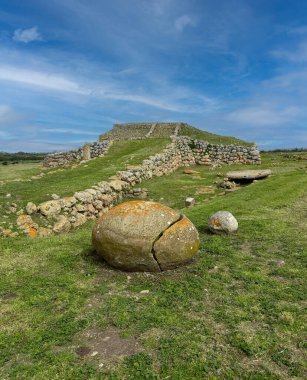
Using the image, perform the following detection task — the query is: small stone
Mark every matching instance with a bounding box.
[9,232,19,237]
[73,213,87,227]
[6,193,11,198]
[26,202,37,215]
[27,228,38,238]
[51,194,60,200]
[53,215,71,233]
[183,169,201,175]
[74,191,93,203]
[276,260,285,267]
[87,204,96,214]
[38,200,62,217]
[185,197,195,208]
[61,196,77,208]
[140,290,150,294]
[2,229,12,237]
[208,211,238,234]
[37,227,53,237]
[16,214,38,228]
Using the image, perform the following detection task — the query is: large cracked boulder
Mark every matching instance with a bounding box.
[92,201,199,272]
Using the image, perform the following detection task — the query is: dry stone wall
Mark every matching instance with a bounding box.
[5,130,261,238]
[176,138,261,166]
[17,140,184,236]
[43,140,112,168]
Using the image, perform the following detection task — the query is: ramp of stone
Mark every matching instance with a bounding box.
[149,123,178,138]
[102,122,186,140]
[103,123,153,140]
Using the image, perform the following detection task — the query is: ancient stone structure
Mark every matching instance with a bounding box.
[2,122,262,238]
[100,122,184,140]
[92,201,199,272]
[17,136,260,235]
[82,144,91,161]
[177,138,261,166]
[43,122,260,169]
[43,140,112,168]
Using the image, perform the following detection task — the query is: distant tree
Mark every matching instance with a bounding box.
[0,151,48,162]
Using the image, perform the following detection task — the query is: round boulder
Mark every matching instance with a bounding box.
[92,201,200,272]
[208,211,238,234]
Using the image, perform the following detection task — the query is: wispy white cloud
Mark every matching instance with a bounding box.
[271,41,307,62]
[40,127,99,136]
[287,25,307,35]
[13,26,42,43]
[0,104,22,125]
[262,69,307,89]
[227,106,302,126]
[0,57,219,114]
[174,15,197,32]
[0,66,86,94]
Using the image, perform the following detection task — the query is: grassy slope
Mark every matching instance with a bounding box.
[180,125,254,146]
[0,139,169,211]
[0,162,42,182]
[0,153,306,379]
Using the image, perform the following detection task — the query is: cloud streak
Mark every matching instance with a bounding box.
[175,15,197,32]
[0,66,86,94]
[13,26,42,43]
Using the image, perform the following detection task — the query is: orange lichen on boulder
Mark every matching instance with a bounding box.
[27,228,38,238]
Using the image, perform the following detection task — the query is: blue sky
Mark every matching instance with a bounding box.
[0,0,307,152]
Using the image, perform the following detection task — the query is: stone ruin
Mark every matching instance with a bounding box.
[100,122,183,140]
[43,122,261,169]
[42,139,112,168]
[2,122,262,238]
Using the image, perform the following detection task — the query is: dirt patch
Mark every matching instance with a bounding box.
[0,291,17,300]
[75,346,91,357]
[240,241,252,255]
[85,294,104,309]
[74,326,142,363]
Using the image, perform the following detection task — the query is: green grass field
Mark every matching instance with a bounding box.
[0,144,306,379]
[0,139,168,217]
[179,125,254,146]
[0,161,42,182]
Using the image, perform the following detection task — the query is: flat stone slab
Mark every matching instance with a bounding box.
[183,169,201,175]
[226,169,272,180]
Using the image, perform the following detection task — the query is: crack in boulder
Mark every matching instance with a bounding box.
[150,214,184,271]
[92,201,199,272]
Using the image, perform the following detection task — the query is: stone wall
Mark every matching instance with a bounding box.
[175,137,261,166]
[11,135,261,238]
[43,140,112,168]
[18,140,184,236]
